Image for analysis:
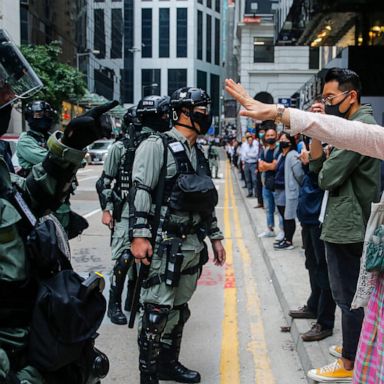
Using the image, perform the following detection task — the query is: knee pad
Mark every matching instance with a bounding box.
[142,303,170,335]
[113,250,133,275]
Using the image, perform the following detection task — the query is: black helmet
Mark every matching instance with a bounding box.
[122,105,141,133]
[136,95,171,133]
[24,100,55,133]
[170,87,212,134]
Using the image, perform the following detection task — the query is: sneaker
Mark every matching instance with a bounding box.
[301,323,333,342]
[273,239,284,246]
[307,359,353,382]
[274,240,294,250]
[258,230,275,238]
[275,231,285,241]
[329,345,343,358]
[288,305,317,319]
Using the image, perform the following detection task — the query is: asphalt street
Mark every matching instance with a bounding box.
[70,159,307,384]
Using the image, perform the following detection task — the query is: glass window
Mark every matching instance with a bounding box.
[210,74,220,116]
[197,0,202,3]
[142,69,161,97]
[309,47,319,70]
[168,69,187,96]
[94,9,106,59]
[111,9,123,59]
[207,0,212,8]
[253,37,274,63]
[197,11,203,60]
[197,70,207,91]
[94,68,114,100]
[215,0,221,13]
[159,8,170,58]
[142,9,152,58]
[177,8,188,58]
[214,18,220,66]
[206,15,212,63]
[123,0,134,103]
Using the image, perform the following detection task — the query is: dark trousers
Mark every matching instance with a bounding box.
[302,225,336,330]
[256,171,263,205]
[325,241,364,362]
[244,162,257,196]
[277,205,296,242]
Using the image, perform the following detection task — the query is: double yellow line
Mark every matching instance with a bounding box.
[220,161,275,383]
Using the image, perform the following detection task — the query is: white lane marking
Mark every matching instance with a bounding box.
[76,187,97,192]
[83,208,101,218]
[77,176,99,182]
[77,168,93,174]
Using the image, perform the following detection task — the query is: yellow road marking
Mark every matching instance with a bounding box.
[228,166,276,383]
[220,162,240,384]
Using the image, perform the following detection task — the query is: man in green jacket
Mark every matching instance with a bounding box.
[307,68,381,383]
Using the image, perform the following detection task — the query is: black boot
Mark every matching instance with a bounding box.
[107,287,127,325]
[140,373,158,384]
[158,304,200,383]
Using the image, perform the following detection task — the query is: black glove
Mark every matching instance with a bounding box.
[62,100,118,150]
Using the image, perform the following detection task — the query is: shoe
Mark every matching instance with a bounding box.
[301,323,333,342]
[246,193,253,198]
[275,231,285,241]
[274,240,294,250]
[158,361,201,383]
[289,305,316,319]
[254,204,264,208]
[107,290,127,325]
[140,373,159,384]
[258,230,275,238]
[329,345,343,358]
[307,359,353,382]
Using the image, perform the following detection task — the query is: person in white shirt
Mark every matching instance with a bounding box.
[242,134,259,197]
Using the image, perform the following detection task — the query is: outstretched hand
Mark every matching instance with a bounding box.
[224,79,275,121]
[62,100,119,150]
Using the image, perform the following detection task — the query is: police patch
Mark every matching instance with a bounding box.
[169,142,184,153]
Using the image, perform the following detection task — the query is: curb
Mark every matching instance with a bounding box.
[232,167,338,384]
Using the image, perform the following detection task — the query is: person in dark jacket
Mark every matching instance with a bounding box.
[289,148,336,342]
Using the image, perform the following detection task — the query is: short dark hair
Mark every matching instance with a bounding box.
[324,68,362,102]
[265,128,277,136]
[280,132,296,152]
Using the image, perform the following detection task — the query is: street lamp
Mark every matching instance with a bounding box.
[142,82,159,98]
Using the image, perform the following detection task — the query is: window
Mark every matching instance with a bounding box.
[206,15,212,63]
[142,9,152,58]
[210,74,220,116]
[253,37,274,63]
[214,18,220,66]
[123,0,134,103]
[94,68,114,100]
[94,9,106,59]
[177,8,188,57]
[207,0,211,8]
[168,69,187,96]
[197,0,202,3]
[197,70,207,91]
[197,11,203,60]
[142,69,161,97]
[309,47,319,70]
[159,8,170,57]
[215,0,221,13]
[111,9,123,58]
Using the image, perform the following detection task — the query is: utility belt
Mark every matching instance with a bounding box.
[164,221,207,241]
[142,238,209,289]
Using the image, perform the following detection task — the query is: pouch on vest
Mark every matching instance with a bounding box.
[27,270,106,372]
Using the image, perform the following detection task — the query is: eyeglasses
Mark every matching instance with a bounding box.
[321,91,350,106]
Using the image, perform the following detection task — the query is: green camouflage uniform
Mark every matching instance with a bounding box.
[208,144,220,178]
[132,127,223,338]
[16,130,71,231]
[0,131,86,383]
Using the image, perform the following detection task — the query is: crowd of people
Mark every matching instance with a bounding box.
[226,68,384,384]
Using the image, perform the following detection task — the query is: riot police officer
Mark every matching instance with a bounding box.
[131,87,226,384]
[0,29,116,383]
[16,101,72,232]
[96,96,171,325]
[207,141,220,178]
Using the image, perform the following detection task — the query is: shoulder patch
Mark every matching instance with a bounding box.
[168,142,185,153]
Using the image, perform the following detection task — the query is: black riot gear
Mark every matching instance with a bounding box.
[136,95,171,133]
[123,105,142,134]
[170,87,212,135]
[24,100,55,134]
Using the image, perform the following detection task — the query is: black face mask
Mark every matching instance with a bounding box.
[265,138,276,145]
[191,110,212,135]
[0,105,12,136]
[324,94,352,119]
[279,141,291,149]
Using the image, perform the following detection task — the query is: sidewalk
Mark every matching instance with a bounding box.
[233,167,342,384]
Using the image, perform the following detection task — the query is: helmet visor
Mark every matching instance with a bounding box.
[0,30,43,109]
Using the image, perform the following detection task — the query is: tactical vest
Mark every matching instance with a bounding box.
[161,137,218,213]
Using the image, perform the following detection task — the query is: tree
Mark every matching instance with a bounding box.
[21,42,86,115]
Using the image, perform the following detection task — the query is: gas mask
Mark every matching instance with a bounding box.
[190,109,212,135]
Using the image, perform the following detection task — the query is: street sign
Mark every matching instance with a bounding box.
[278,98,291,107]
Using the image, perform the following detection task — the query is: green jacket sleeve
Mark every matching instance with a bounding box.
[16,133,48,169]
[131,137,163,238]
[317,149,363,191]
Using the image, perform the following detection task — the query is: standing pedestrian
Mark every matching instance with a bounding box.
[131,87,226,384]
[242,134,259,198]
